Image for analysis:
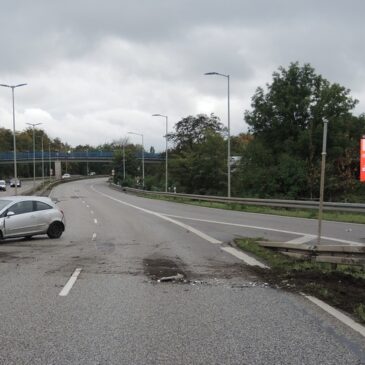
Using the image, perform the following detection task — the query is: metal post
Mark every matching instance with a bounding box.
[123,144,126,180]
[26,122,41,190]
[86,149,89,175]
[204,72,231,197]
[0,83,26,195]
[49,143,52,181]
[128,132,144,188]
[41,133,44,185]
[11,88,18,196]
[32,127,35,190]
[152,114,169,192]
[142,134,145,188]
[317,119,328,246]
[165,116,168,193]
[227,75,231,198]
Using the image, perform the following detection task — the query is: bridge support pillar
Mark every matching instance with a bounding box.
[55,160,62,179]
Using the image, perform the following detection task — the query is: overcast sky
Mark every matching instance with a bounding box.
[0,1,364,151]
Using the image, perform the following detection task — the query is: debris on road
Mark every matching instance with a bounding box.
[158,273,184,282]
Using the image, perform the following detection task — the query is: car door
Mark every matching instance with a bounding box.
[3,201,37,237]
[33,200,54,232]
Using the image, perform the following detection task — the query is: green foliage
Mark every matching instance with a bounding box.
[166,113,228,194]
[168,113,225,151]
[240,62,365,200]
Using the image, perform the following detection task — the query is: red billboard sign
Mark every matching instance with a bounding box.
[361,138,365,182]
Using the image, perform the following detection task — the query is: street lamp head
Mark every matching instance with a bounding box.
[0,83,27,88]
[26,122,42,128]
[152,114,162,117]
[204,72,219,75]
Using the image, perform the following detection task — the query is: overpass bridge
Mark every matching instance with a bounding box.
[0,151,164,164]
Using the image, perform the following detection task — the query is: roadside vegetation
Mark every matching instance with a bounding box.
[235,238,365,324]
[113,62,365,204]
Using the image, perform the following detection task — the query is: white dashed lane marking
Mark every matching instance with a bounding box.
[59,268,82,297]
[94,218,98,224]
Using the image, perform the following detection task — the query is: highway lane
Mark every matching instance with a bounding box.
[0,180,38,196]
[104,183,365,247]
[0,178,364,364]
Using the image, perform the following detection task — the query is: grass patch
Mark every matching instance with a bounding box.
[135,193,365,224]
[235,238,365,324]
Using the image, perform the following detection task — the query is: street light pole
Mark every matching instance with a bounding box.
[152,114,169,192]
[49,142,52,181]
[123,143,126,180]
[26,122,42,191]
[41,132,44,186]
[0,83,27,196]
[317,118,329,246]
[128,132,144,188]
[204,72,231,197]
[86,149,89,175]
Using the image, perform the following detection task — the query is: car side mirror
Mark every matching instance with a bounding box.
[6,211,15,217]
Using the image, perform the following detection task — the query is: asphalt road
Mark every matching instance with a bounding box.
[0,179,44,197]
[0,178,364,365]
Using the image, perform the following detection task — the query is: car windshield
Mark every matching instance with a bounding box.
[0,199,11,210]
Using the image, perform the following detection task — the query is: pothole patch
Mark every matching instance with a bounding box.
[143,256,190,282]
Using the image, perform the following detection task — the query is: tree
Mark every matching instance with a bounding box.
[241,62,364,200]
[168,113,225,151]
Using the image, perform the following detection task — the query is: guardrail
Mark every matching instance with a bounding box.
[258,241,365,267]
[112,185,365,214]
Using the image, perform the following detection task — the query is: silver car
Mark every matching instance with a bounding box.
[0,196,65,240]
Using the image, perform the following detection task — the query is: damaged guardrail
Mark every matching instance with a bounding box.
[110,184,365,214]
[258,241,365,267]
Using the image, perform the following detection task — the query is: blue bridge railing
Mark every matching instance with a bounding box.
[0,151,164,161]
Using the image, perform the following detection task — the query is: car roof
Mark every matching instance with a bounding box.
[0,196,55,204]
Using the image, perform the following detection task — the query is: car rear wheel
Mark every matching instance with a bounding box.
[47,222,64,239]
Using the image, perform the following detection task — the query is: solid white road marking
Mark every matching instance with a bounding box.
[303,294,365,338]
[287,235,316,244]
[59,268,82,297]
[163,214,364,247]
[92,233,97,241]
[91,186,221,244]
[86,205,90,208]
[94,218,98,224]
[221,247,269,269]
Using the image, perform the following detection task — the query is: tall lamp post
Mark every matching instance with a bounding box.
[122,143,126,180]
[204,72,231,197]
[152,114,168,192]
[41,132,45,185]
[128,132,144,188]
[26,122,42,190]
[0,83,27,196]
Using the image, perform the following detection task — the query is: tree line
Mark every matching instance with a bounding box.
[114,62,365,202]
[1,62,364,201]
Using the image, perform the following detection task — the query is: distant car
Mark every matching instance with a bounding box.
[89,172,96,176]
[10,179,21,188]
[0,180,6,191]
[0,196,65,240]
[62,173,71,179]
